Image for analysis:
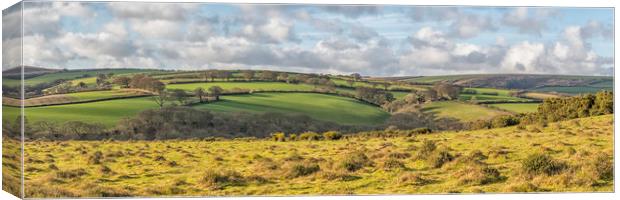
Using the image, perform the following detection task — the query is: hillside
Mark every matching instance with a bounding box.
[400,74,612,94]
[18,115,613,197]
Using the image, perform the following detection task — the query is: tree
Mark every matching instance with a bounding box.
[96,73,107,88]
[206,70,217,82]
[351,73,362,82]
[306,78,320,88]
[219,71,233,81]
[209,86,224,100]
[433,83,462,100]
[171,89,188,105]
[153,91,169,108]
[278,73,289,83]
[77,82,87,89]
[242,70,255,81]
[113,76,131,88]
[62,121,104,140]
[260,71,277,81]
[194,87,206,103]
[35,121,59,139]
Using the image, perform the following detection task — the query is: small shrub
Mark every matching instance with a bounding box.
[48,164,59,170]
[521,153,566,176]
[323,131,342,140]
[398,172,431,186]
[320,171,359,181]
[590,152,613,181]
[456,165,501,185]
[271,132,286,142]
[382,158,405,170]
[417,140,437,159]
[88,151,103,165]
[505,182,539,192]
[299,132,321,141]
[201,169,245,189]
[287,163,320,178]
[100,165,113,174]
[339,152,373,172]
[427,149,454,168]
[411,127,432,134]
[387,152,411,159]
[55,168,88,179]
[289,134,297,141]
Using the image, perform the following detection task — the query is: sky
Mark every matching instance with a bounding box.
[1,2,615,76]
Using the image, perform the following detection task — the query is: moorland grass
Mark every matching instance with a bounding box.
[20,115,613,197]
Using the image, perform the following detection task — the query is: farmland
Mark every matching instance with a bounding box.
[166,82,316,92]
[3,97,162,127]
[421,101,510,122]
[2,68,157,87]
[194,93,390,125]
[19,115,613,197]
[488,103,540,113]
[533,86,613,95]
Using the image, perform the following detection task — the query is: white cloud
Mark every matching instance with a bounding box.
[501,41,545,73]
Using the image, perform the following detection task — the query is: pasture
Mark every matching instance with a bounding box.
[166,82,316,92]
[3,97,163,127]
[421,101,510,122]
[20,115,613,197]
[3,69,156,87]
[533,86,613,95]
[193,93,390,125]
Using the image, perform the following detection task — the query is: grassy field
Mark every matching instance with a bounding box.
[331,79,428,91]
[2,97,162,127]
[2,69,157,87]
[2,89,152,107]
[20,115,613,197]
[421,101,510,122]
[193,93,390,125]
[488,103,540,113]
[533,86,613,95]
[166,82,316,92]
[459,88,532,103]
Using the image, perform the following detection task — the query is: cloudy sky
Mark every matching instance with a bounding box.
[2,2,614,76]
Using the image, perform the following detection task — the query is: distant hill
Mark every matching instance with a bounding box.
[2,66,61,79]
[397,74,613,92]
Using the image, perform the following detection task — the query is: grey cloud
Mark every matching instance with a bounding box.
[320,5,381,18]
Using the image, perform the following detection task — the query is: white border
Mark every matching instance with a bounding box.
[0,0,617,200]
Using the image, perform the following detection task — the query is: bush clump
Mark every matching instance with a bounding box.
[427,149,454,168]
[55,168,88,179]
[381,158,406,170]
[398,172,432,186]
[201,169,246,189]
[521,153,567,176]
[322,131,342,140]
[288,134,297,141]
[287,163,321,178]
[299,132,321,141]
[456,165,502,185]
[271,132,286,142]
[339,152,373,172]
[411,127,432,134]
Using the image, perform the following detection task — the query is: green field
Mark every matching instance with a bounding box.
[460,88,531,102]
[193,93,390,125]
[2,69,157,87]
[18,115,613,197]
[533,86,613,95]
[421,101,510,122]
[488,103,540,113]
[332,79,427,91]
[3,97,162,127]
[167,82,316,92]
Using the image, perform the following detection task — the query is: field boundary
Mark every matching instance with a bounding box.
[3,94,154,108]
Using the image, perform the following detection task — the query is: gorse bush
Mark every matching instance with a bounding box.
[288,134,297,141]
[416,140,437,159]
[299,132,321,141]
[521,153,567,176]
[381,158,405,170]
[323,131,342,140]
[456,165,501,186]
[271,132,286,142]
